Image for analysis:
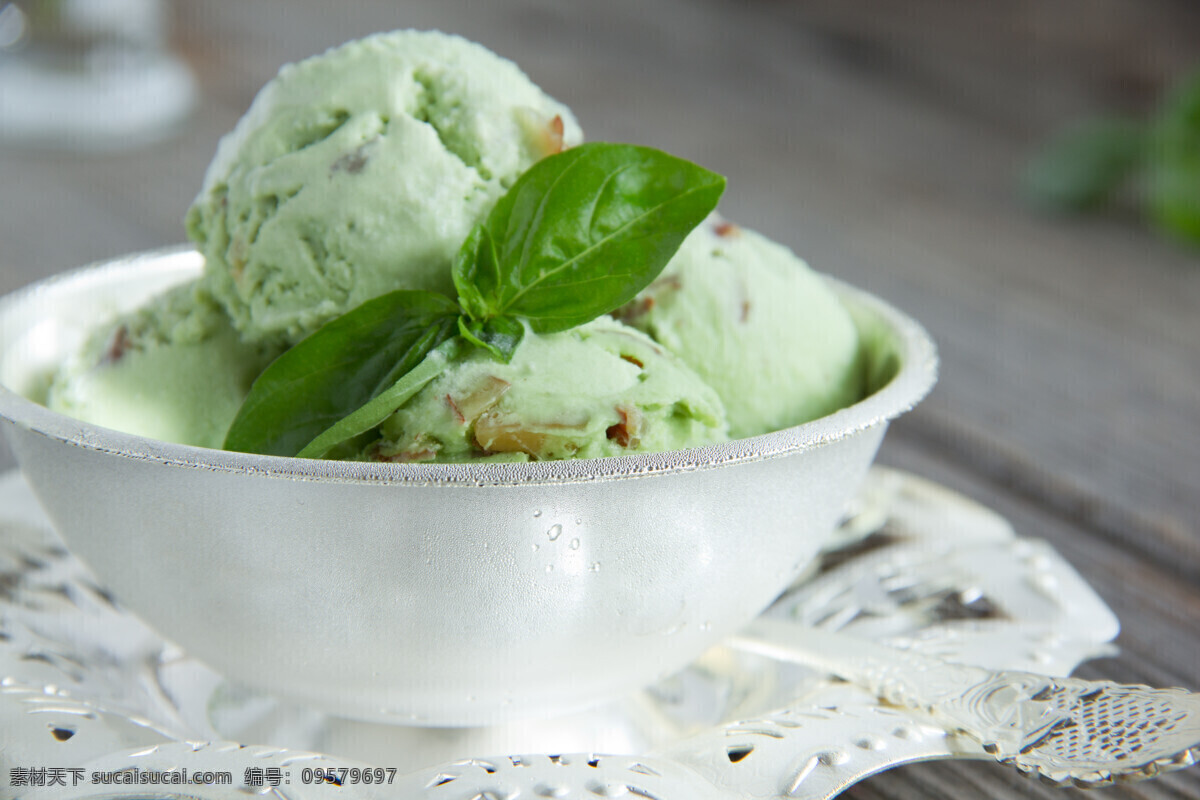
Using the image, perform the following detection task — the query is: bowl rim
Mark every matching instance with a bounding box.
[0,246,938,486]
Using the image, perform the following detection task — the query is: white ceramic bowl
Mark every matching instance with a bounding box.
[0,248,936,726]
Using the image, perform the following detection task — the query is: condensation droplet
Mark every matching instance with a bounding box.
[575,517,582,526]
[546,564,555,573]
[588,562,601,572]
[569,538,580,550]
[547,524,563,541]
[533,510,542,518]
[532,543,540,552]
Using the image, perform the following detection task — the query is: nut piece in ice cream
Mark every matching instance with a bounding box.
[187,30,582,345]
[368,316,729,462]
[619,219,865,438]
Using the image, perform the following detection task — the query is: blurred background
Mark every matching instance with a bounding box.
[1,2,1198,796]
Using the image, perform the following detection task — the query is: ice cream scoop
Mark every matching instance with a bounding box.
[187,30,582,345]
[370,316,728,463]
[619,219,865,439]
[45,280,278,449]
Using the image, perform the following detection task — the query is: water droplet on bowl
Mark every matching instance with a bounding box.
[569,538,580,550]
[588,562,601,572]
[547,523,562,541]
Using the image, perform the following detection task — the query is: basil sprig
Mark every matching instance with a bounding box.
[454,143,727,345]
[224,143,725,459]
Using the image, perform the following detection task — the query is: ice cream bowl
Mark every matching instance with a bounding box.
[0,247,937,727]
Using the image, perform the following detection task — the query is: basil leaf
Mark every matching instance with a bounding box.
[297,337,463,459]
[452,223,501,321]
[224,290,459,457]
[481,143,725,332]
[457,315,525,363]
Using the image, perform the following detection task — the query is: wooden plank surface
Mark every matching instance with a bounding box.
[1,1,1197,797]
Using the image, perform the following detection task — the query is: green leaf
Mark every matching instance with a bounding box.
[479,142,725,332]
[452,223,500,321]
[224,290,459,457]
[297,337,463,459]
[457,315,525,362]
[1147,69,1200,246]
[1022,117,1146,213]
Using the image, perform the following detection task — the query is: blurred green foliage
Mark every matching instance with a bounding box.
[1146,71,1200,244]
[1023,68,1200,248]
[1023,118,1145,212]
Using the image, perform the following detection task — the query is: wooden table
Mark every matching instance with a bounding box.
[1,1,1197,797]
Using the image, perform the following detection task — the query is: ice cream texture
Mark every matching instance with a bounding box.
[370,317,728,463]
[186,30,582,346]
[46,30,872,461]
[46,282,280,449]
[619,219,865,439]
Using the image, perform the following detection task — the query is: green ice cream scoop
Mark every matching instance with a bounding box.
[186,29,582,345]
[367,316,729,463]
[46,281,281,449]
[619,220,865,439]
